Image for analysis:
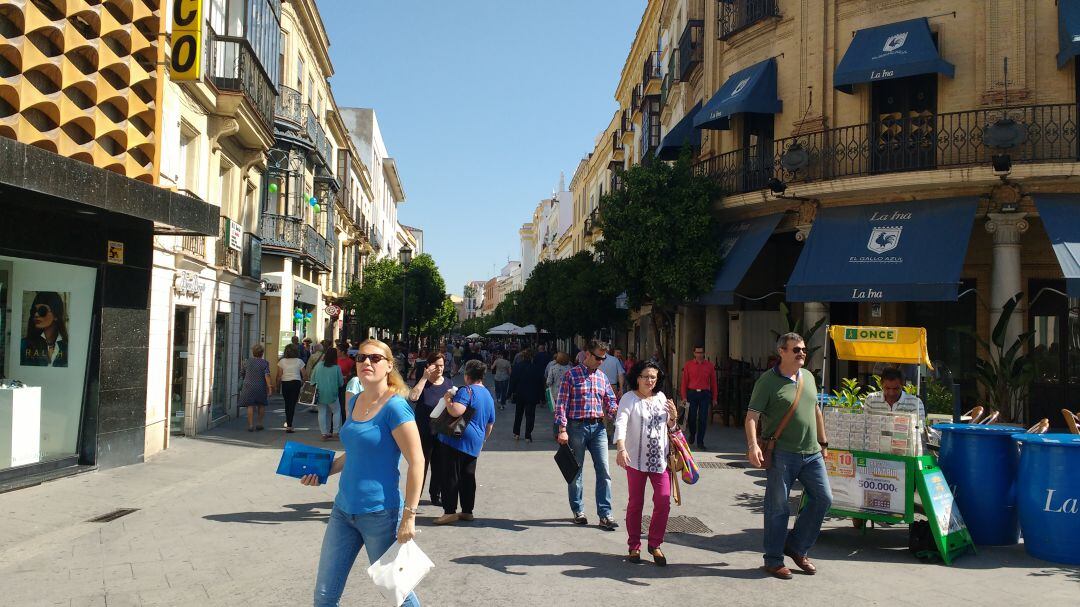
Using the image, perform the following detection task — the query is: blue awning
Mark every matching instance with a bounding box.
[656,103,702,160]
[834,17,955,94]
[693,58,781,131]
[786,198,977,302]
[700,214,783,305]
[1034,195,1080,296]
[1059,2,1080,67]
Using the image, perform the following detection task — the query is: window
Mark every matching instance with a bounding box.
[178,126,198,195]
[297,56,304,95]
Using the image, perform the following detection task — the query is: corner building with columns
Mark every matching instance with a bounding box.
[593,0,1080,426]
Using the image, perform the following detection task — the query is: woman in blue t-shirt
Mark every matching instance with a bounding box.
[301,339,425,607]
[432,359,497,525]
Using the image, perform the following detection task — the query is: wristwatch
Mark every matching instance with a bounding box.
[403,505,419,515]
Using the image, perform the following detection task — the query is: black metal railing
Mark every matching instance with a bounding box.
[660,71,672,110]
[609,161,623,191]
[679,20,704,78]
[216,217,242,274]
[612,130,624,154]
[621,109,631,133]
[178,235,205,258]
[207,30,276,133]
[642,50,661,86]
[693,103,1080,194]
[275,84,303,125]
[718,0,780,41]
[260,213,332,269]
[631,84,642,114]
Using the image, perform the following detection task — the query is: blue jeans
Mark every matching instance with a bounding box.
[763,449,833,568]
[566,419,612,517]
[686,390,712,445]
[317,401,336,435]
[314,505,421,607]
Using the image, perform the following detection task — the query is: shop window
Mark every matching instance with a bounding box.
[905,279,978,404]
[211,312,230,421]
[0,256,97,471]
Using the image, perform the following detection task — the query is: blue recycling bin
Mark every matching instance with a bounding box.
[1013,433,1080,565]
[936,424,1021,545]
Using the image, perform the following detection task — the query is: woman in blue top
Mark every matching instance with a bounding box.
[433,359,496,525]
[311,348,345,440]
[302,338,424,607]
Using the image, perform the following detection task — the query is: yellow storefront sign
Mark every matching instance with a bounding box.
[170,0,203,81]
[829,325,933,369]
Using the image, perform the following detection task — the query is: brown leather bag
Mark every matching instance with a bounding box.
[756,370,804,470]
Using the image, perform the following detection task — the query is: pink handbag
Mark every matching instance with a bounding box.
[668,429,699,485]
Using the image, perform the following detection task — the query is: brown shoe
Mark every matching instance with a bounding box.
[627,549,641,564]
[648,546,667,567]
[433,513,459,525]
[458,513,474,521]
[762,565,793,580]
[784,547,817,574]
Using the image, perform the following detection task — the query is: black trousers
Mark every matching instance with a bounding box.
[513,399,538,439]
[415,407,441,500]
[281,380,302,427]
[438,441,477,515]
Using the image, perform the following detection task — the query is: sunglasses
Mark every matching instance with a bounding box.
[590,352,607,362]
[355,353,388,364]
[33,305,52,317]
[788,347,807,354]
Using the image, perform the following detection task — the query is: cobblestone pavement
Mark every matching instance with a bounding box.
[1,389,1076,606]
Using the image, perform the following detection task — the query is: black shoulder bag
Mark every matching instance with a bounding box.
[433,385,476,439]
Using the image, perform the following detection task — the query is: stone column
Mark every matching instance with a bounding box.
[803,302,828,373]
[985,213,1029,347]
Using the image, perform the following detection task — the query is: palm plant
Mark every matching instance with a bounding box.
[970,293,1035,422]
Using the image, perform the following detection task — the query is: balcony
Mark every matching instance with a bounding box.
[621,109,632,134]
[718,0,780,41]
[693,103,1080,195]
[642,51,662,96]
[611,130,624,156]
[640,98,661,158]
[260,213,333,270]
[207,30,276,134]
[678,19,704,78]
[609,161,623,191]
[631,83,643,117]
[274,85,333,167]
[177,235,205,259]
[216,217,242,274]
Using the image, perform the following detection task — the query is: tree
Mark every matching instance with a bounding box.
[595,152,722,370]
[421,297,458,340]
[518,252,623,340]
[346,253,450,344]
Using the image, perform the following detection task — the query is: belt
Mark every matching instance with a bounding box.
[570,417,605,424]
[690,388,711,393]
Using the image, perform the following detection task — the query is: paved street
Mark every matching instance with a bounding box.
[1,387,1076,607]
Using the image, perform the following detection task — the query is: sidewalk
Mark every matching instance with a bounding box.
[0,391,1076,606]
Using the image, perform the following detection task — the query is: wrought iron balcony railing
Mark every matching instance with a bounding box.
[621,109,632,134]
[260,213,332,269]
[679,20,704,78]
[178,235,205,258]
[642,51,661,86]
[718,0,780,41]
[693,103,1080,195]
[207,30,276,133]
[631,84,642,115]
[611,130,624,154]
[275,85,304,125]
[216,216,242,274]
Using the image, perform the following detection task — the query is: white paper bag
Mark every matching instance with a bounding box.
[366,539,434,606]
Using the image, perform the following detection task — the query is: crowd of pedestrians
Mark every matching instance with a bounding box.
[273,331,830,605]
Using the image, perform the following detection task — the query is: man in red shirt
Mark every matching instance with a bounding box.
[680,345,717,450]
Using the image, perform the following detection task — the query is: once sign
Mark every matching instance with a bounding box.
[170,0,203,81]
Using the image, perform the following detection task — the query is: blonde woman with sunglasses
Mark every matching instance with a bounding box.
[302,339,425,607]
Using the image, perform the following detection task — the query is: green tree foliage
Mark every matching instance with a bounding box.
[421,297,458,339]
[518,252,624,339]
[346,253,450,341]
[594,152,722,365]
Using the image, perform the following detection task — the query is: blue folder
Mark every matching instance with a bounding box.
[276,441,335,484]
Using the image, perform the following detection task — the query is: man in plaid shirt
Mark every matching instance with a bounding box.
[556,339,620,530]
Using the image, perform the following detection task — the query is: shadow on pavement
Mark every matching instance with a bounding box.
[203,501,333,525]
[451,551,753,584]
[1028,567,1080,583]
[416,517,574,532]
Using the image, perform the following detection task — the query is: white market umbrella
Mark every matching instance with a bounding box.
[466,333,481,339]
[519,324,538,334]
[486,322,521,335]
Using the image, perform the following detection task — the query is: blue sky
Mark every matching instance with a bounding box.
[320,0,647,294]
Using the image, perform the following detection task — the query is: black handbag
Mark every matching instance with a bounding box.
[433,385,475,439]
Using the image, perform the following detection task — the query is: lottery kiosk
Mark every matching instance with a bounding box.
[819,325,975,565]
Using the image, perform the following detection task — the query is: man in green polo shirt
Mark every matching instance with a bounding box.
[745,332,832,580]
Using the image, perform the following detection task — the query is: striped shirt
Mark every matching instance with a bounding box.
[554,364,618,428]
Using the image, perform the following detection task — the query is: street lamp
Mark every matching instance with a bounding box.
[399,244,413,353]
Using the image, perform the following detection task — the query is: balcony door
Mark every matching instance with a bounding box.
[741,113,774,191]
[871,74,937,173]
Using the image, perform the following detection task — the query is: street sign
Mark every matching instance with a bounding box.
[325,304,341,317]
[170,0,203,81]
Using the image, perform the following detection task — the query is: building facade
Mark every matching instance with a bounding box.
[340,107,406,261]
[580,0,1080,424]
[0,0,218,487]
[149,0,279,447]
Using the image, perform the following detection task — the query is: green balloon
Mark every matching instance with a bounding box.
[268,182,278,194]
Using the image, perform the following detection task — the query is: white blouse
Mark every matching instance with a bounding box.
[614,390,671,473]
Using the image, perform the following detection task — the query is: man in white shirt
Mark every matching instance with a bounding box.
[863,367,926,421]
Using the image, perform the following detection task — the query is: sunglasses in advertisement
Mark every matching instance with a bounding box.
[33,305,52,317]
[356,353,388,364]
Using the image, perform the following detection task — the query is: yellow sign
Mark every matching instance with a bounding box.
[829,325,933,369]
[170,0,202,81]
[107,241,124,265]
